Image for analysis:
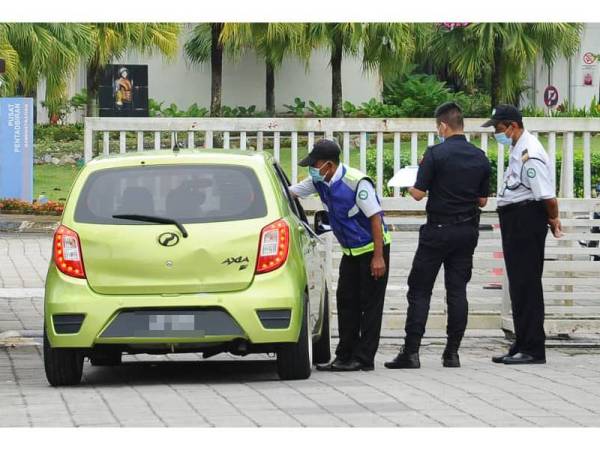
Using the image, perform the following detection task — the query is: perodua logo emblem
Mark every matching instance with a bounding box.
[158,232,179,247]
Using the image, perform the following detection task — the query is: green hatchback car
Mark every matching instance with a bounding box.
[44,149,331,386]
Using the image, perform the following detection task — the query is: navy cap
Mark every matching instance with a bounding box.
[482,104,523,127]
[299,139,341,167]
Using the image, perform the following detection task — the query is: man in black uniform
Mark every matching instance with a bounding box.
[385,102,491,369]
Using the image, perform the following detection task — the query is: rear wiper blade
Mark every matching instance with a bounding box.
[112,214,189,238]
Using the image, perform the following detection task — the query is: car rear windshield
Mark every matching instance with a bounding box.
[74,164,268,224]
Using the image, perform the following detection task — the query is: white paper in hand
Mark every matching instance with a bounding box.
[387,165,419,188]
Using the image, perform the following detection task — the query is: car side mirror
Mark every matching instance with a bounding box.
[314,210,331,235]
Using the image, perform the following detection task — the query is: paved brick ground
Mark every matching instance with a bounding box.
[2,340,600,427]
[2,233,600,427]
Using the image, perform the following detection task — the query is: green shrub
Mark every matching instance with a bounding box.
[148,99,209,117]
[522,97,600,118]
[221,105,258,118]
[34,124,83,142]
[365,147,411,197]
[453,91,491,117]
[307,100,331,118]
[384,73,453,118]
[283,98,306,116]
[358,98,403,117]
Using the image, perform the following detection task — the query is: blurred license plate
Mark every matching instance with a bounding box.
[149,314,195,331]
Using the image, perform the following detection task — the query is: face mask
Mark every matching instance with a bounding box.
[494,132,513,146]
[309,164,327,183]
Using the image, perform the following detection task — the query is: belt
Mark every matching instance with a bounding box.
[497,199,540,214]
[427,211,479,226]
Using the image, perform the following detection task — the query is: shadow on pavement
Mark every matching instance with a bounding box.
[82,358,283,386]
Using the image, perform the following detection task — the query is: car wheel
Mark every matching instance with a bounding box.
[90,351,122,367]
[312,288,331,364]
[43,328,84,387]
[277,293,312,380]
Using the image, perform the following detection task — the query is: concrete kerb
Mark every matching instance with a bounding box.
[0,214,59,233]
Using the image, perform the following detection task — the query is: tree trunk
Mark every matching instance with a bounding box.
[86,62,100,117]
[331,38,343,118]
[210,23,224,117]
[266,61,275,116]
[491,36,502,109]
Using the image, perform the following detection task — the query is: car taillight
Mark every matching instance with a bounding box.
[256,219,290,274]
[53,225,86,279]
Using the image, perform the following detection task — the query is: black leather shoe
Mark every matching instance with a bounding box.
[442,351,460,368]
[316,357,348,371]
[492,353,511,364]
[503,353,546,365]
[331,358,374,372]
[384,351,420,369]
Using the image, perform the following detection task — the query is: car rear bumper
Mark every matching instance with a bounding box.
[44,264,305,349]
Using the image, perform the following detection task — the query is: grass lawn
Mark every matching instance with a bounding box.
[34,164,82,202]
[33,133,600,202]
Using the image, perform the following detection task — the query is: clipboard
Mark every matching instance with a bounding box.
[387,165,419,188]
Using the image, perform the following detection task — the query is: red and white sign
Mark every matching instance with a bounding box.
[583,52,597,65]
[543,85,559,107]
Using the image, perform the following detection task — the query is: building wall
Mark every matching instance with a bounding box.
[525,23,600,110]
[35,23,598,123]
[36,27,382,123]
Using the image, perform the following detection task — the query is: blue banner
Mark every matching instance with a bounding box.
[0,97,34,202]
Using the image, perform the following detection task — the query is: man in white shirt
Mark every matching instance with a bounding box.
[483,105,563,365]
[289,139,391,372]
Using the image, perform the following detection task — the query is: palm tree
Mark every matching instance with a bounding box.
[0,25,19,95]
[427,23,583,108]
[306,23,417,117]
[86,23,181,117]
[0,23,94,119]
[185,23,225,117]
[220,23,308,116]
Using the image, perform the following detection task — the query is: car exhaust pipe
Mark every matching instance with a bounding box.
[230,339,249,356]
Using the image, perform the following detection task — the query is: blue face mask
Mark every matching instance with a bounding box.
[494,132,513,146]
[309,165,326,183]
[437,135,445,143]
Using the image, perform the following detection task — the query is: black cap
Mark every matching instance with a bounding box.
[298,139,340,167]
[481,104,523,127]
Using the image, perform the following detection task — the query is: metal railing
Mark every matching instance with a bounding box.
[84,117,600,199]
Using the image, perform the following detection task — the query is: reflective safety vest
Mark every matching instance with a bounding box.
[313,166,391,256]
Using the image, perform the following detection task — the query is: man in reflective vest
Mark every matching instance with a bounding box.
[290,139,391,371]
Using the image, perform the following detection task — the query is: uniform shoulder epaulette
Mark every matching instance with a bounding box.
[521,149,529,162]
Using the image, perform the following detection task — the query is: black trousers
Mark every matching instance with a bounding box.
[498,201,548,359]
[404,221,479,351]
[335,244,390,365]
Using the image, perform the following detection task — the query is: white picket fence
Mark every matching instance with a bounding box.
[305,197,600,336]
[83,117,600,335]
[84,117,600,199]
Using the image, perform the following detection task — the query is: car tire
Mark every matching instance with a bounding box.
[312,288,331,364]
[277,294,312,380]
[43,328,84,387]
[90,351,122,367]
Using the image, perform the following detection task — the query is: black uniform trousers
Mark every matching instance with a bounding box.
[498,201,548,360]
[335,244,390,365]
[404,219,479,352]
